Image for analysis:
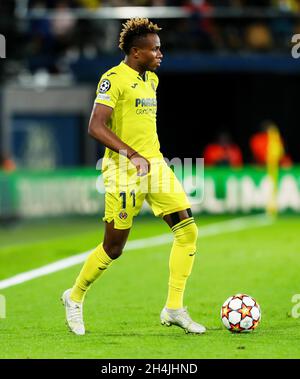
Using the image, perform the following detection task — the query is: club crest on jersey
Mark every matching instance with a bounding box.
[119,211,128,219]
[99,79,111,93]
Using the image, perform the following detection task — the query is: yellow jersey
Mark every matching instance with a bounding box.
[95,61,163,168]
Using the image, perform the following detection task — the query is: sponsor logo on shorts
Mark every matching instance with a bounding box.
[119,211,128,219]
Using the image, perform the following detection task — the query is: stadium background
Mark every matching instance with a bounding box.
[0,0,300,360]
[1,0,300,220]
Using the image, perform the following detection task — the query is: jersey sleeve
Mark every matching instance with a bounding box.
[95,72,121,109]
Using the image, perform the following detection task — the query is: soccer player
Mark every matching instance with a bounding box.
[62,18,206,335]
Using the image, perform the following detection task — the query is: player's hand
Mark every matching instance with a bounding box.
[129,152,151,176]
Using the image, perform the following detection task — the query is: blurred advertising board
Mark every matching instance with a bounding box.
[1,166,300,219]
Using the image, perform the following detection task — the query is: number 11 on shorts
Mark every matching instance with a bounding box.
[120,190,136,209]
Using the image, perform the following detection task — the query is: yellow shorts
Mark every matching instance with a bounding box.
[102,159,191,229]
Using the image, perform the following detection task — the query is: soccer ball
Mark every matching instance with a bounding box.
[221,294,261,332]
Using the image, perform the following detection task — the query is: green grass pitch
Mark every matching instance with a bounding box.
[0,214,299,359]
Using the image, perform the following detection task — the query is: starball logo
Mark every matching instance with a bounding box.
[0,34,6,58]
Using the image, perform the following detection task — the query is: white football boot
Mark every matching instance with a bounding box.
[160,306,206,334]
[61,288,85,335]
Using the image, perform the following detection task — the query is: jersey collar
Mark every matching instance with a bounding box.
[120,61,147,81]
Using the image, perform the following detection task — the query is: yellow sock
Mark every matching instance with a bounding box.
[70,243,113,303]
[166,218,198,310]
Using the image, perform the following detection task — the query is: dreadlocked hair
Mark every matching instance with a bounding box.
[119,18,162,55]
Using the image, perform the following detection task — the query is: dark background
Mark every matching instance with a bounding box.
[157,72,299,162]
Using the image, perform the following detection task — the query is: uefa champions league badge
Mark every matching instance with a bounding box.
[99,79,111,93]
[119,211,128,219]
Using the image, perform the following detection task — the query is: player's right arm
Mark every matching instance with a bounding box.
[89,74,150,176]
[89,104,150,176]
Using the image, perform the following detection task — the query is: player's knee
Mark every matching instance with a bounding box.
[103,242,124,260]
[173,220,198,247]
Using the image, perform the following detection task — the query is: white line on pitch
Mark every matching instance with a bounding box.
[0,214,273,290]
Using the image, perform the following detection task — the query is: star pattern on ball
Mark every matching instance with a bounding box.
[238,304,252,319]
[230,323,242,332]
[234,294,245,300]
[222,305,231,318]
[251,320,260,330]
[221,294,261,333]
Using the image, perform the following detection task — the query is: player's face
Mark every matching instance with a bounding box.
[137,34,163,72]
